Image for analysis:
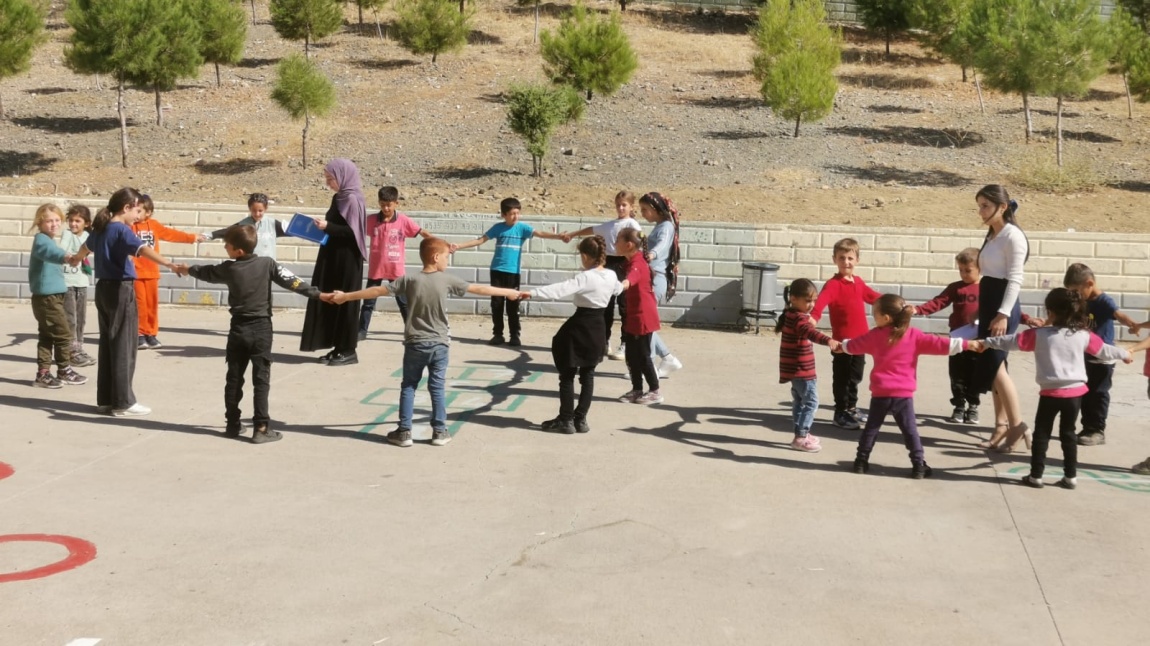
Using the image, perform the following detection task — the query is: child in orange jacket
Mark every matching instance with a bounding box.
[132,194,201,349]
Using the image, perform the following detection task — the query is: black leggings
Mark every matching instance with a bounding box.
[1032,395,1082,479]
[623,332,658,392]
[558,365,595,421]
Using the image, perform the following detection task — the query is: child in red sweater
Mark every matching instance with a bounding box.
[777,278,841,452]
[132,194,201,349]
[812,237,880,430]
[615,228,662,405]
[837,294,969,479]
[913,248,982,424]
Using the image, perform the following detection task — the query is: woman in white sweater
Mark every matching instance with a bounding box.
[973,185,1031,452]
[524,236,621,435]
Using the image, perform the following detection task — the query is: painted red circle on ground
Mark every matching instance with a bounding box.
[0,462,12,481]
[0,534,97,583]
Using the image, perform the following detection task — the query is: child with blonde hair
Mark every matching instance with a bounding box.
[29,203,87,388]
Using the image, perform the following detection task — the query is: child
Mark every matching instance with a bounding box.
[776,278,840,452]
[1063,263,1140,447]
[204,193,288,260]
[912,248,982,424]
[60,203,95,368]
[523,235,621,434]
[562,191,642,360]
[28,203,87,388]
[175,225,323,444]
[975,288,1132,490]
[615,228,662,405]
[639,191,685,379]
[836,294,969,479]
[449,197,566,347]
[331,237,522,448]
[359,186,434,340]
[132,194,201,349]
[812,237,881,430]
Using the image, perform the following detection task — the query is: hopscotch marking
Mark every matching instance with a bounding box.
[1004,466,1150,493]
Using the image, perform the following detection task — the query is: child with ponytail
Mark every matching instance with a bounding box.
[835,294,970,478]
[776,279,840,452]
[615,228,662,405]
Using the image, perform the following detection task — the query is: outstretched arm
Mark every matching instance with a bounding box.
[468,285,521,299]
[332,284,391,305]
[450,236,488,253]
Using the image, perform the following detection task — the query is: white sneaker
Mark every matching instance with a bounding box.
[657,355,683,379]
[608,346,626,361]
[112,403,151,417]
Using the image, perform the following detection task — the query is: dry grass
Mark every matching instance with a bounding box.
[1009,145,1102,194]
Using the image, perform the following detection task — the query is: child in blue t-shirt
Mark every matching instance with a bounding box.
[450,197,565,346]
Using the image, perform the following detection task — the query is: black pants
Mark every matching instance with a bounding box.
[948,351,981,408]
[226,317,273,426]
[1032,395,1082,479]
[558,365,595,421]
[490,270,521,338]
[95,280,138,410]
[832,353,865,414]
[1080,363,1114,433]
[359,278,409,332]
[623,332,659,392]
[603,255,627,345]
[856,397,924,465]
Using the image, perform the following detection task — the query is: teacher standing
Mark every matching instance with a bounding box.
[972,184,1030,452]
[301,158,367,367]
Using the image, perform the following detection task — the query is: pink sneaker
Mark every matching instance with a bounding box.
[618,390,643,403]
[791,435,822,453]
[635,390,664,405]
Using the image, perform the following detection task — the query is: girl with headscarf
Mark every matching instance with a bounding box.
[301,158,368,366]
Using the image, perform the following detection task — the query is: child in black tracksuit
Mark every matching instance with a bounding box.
[177,225,322,444]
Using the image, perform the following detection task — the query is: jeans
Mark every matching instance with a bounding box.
[1080,362,1114,433]
[790,378,819,436]
[856,397,925,465]
[489,270,521,338]
[63,286,87,346]
[1032,395,1082,479]
[399,341,449,431]
[359,278,409,332]
[558,365,596,421]
[832,353,865,414]
[225,317,273,426]
[650,271,670,359]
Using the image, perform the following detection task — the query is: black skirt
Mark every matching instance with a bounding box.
[552,307,607,370]
[300,202,363,353]
[972,276,1021,394]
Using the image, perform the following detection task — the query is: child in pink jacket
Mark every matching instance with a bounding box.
[836,294,969,479]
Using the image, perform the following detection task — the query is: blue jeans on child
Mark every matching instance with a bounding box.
[360,278,409,333]
[791,378,818,436]
[650,271,670,359]
[399,341,449,431]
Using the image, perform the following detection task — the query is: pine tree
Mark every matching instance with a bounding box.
[1118,0,1150,31]
[754,0,840,137]
[125,0,203,127]
[505,82,582,177]
[346,0,386,26]
[271,53,336,169]
[540,3,638,101]
[393,0,472,64]
[270,0,343,59]
[909,0,971,80]
[196,0,248,88]
[971,0,1044,142]
[1110,6,1150,118]
[856,0,915,55]
[0,0,46,119]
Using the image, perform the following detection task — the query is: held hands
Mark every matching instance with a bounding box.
[197,233,212,243]
[967,339,987,353]
[560,232,573,244]
[448,242,460,254]
[827,339,842,353]
[517,291,532,301]
[1026,317,1045,328]
[327,291,348,305]
[170,263,190,277]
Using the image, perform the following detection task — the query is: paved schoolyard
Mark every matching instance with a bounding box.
[1,304,1148,645]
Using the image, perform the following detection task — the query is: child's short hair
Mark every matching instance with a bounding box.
[832,237,860,257]
[1064,262,1094,288]
[65,203,92,229]
[248,193,269,208]
[378,186,399,202]
[28,203,65,234]
[224,224,258,255]
[500,197,521,215]
[955,247,980,266]
[139,193,155,213]
[419,236,450,265]
[614,190,636,206]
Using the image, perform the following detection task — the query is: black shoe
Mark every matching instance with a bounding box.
[963,406,980,424]
[573,418,591,434]
[326,351,358,367]
[251,425,282,444]
[834,412,861,430]
[541,417,576,434]
[911,463,933,479]
[318,350,336,364]
[387,428,413,447]
[508,336,522,347]
[431,429,452,446]
[225,421,243,438]
[1077,430,1105,446]
[357,329,368,341]
[852,458,869,474]
[487,335,506,346]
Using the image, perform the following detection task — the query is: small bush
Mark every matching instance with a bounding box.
[1009,145,1101,193]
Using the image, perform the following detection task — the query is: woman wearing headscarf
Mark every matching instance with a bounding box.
[301,158,368,366]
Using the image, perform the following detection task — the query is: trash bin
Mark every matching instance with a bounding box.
[741,262,780,333]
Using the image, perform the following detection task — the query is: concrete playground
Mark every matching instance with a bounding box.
[1,304,1149,645]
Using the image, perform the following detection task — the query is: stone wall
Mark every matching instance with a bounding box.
[2,195,1147,339]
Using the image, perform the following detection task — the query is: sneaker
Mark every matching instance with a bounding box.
[852,458,870,474]
[1077,430,1105,446]
[326,351,359,367]
[145,335,162,349]
[657,355,683,379]
[487,335,506,346]
[137,335,148,349]
[910,463,934,479]
[849,409,867,424]
[431,429,452,446]
[791,435,822,453]
[1057,477,1077,490]
[387,428,413,447]
[635,390,664,405]
[112,403,151,417]
[573,418,591,434]
[508,336,522,347]
[945,406,965,424]
[225,421,243,438]
[608,346,626,361]
[541,417,576,434]
[833,412,861,430]
[251,424,282,444]
[617,390,643,403]
[33,371,62,389]
[1133,458,1150,476]
[963,406,980,424]
[56,367,88,385]
[71,351,96,367]
[1021,475,1045,488]
[357,329,368,341]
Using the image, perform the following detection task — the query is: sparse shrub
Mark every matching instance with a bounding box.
[505,82,583,177]
[753,0,840,137]
[270,0,343,59]
[271,53,336,169]
[393,0,473,64]
[1010,144,1100,193]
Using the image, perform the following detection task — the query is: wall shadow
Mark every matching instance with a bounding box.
[828,164,971,188]
[828,125,985,149]
[0,151,57,176]
[193,158,278,175]
[838,73,936,90]
[12,115,126,134]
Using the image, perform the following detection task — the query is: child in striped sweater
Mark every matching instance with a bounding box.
[776,279,840,452]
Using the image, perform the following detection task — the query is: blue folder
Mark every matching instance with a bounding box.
[286,213,329,245]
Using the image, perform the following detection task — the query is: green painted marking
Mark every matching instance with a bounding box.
[505,394,528,413]
[1004,466,1150,493]
[355,370,541,435]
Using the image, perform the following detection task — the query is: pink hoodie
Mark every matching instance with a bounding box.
[843,327,967,398]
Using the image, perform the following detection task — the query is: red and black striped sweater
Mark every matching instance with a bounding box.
[779,309,833,383]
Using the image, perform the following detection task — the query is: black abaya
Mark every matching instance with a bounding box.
[300,198,363,353]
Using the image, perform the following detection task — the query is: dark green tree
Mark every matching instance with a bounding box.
[196,0,247,88]
[909,0,971,80]
[270,0,343,59]
[972,0,1043,141]
[271,52,336,169]
[345,0,386,26]
[125,0,203,127]
[540,3,638,101]
[0,0,46,119]
[393,0,472,64]
[856,0,915,55]
[1118,0,1150,31]
[1110,6,1150,118]
[505,82,582,177]
[754,0,840,137]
